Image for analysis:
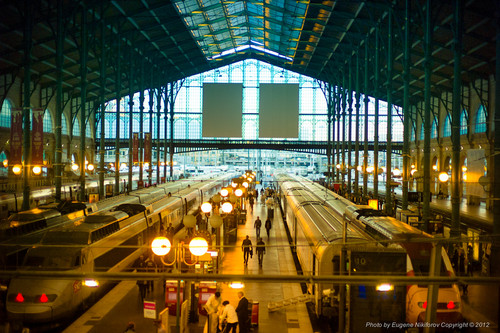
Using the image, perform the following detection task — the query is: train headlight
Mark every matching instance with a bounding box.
[418,301,427,309]
[15,293,24,303]
[375,283,394,292]
[83,279,99,288]
[447,301,459,309]
[151,237,171,256]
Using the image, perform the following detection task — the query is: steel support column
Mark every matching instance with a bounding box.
[347,62,353,197]
[363,37,369,201]
[336,86,341,182]
[55,0,63,201]
[139,64,145,186]
[114,33,121,196]
[99,11,106,199]
[402,0,411,210]
[423,0,433,229]
[386,9,394,216]
[374,26,380,200]
[148,78,154,186]
[451,0,463,239]
[169,83,175,178]
[354,54,360,202]
[341,77,347,191]
[21,0,32,211]
[79,4,87,202]
[156,87,162,184]
[128,52,134,193]
[491,0,500,277]
[327,83,333,185]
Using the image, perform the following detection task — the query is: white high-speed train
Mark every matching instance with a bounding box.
[285,174,463,325]
[276,174,407,331]
[5,173,231,331]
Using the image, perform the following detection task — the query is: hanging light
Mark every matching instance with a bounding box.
[87,164,95,171]
[438,172,449,183]
[201,202,212,213]
[12,164,22,175]
[71,163,79,171]
[32,166,42,175]
[220,188,229,197]
[221,202,233,214]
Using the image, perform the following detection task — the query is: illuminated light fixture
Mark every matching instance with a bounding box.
[368,199,378,210]
[229,282,245,289]
[234,188,244,197]
[220,188,229,197]
[410,169,417,176]
[2,159,7,167]
[462,166,467,172]
[221,202,233,214]
[392,168,401,177]
[356,166,362,172]
[71,163,79,171]
[189,237,208,256]
[432,165,438,171]
[242,181,249,188]
[380,167,386,174]
[87,164,95,171]
[438,172,449,183]
[247,177,252,182]
[411,164,415,169]
[144,162,149,168]
[366,166,374,173]
[32,165,42,175]
[231,182,237,188]
[336,164,341,170]
[446,301,458,309]
[201,202,212,213]
[151,237,171,256]
[463,173,467,181]
[376,283,394,292]
[83,279,99,288]
[12,164,22,175]
[207,250,218,257]
[120,163,127,169]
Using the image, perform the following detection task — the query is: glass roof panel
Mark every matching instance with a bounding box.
[172,0,305,62]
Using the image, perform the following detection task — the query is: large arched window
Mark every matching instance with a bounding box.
[443,115,451,137]
[73,118,80,137]
[86,121,91,138]
[474,105,487,133]
[0,99,11,128]
[61,113,68,135]
[431,117,438,139]
[410,124,416,141]
[420,123,424,140]
[460,109,468,135]
[43,109,53,133]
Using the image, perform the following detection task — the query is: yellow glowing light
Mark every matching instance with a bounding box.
[432,165,438,171]
[368,199,378,210]
[376,283,394,292]
[392,168,401,177]
[235,188,243,197]
[462,166,467,172]
[221,202,233,214]
[12,164,22,175]
[87,164,95,171]
[366,166,374,173]
[151,237,171,256]
[438,172,449,183]
[2,159,7,167]
[201,202,212,213]
[242,181,249,188]
[83,279,99,288]
[229,282,245,289]
[71,164,79,171]
[220,188,229,197]
[336,164,341,169]
[32,165,42,175]
[410,169,417,176]
[189,237,208,256]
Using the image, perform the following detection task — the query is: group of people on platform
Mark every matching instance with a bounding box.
[204,291,251,333]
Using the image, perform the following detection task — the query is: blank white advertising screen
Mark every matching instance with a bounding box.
[202,83,243,138]
[259,83,299,138]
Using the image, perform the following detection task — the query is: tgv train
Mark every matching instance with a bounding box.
[286,174,463,325]
[5,173,230,330]
[275,174,407,331]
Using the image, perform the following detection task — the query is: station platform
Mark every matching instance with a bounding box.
[61,193,314,333]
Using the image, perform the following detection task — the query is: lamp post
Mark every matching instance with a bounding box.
[151,235,209,333]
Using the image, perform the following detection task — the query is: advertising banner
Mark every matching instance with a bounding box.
[10,108,23,165]
[32,108,44,165]
[132,132,139,163]
[144,132,151,165]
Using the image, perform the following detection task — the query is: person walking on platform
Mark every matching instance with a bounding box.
[135,255,148,300]
[242,235,253,265]
[256,237,266,266]
[264,217,272,238]
[219,300,238,333]
[123,321,136,332]
[254,216,262,238]
[235,292,249,333]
